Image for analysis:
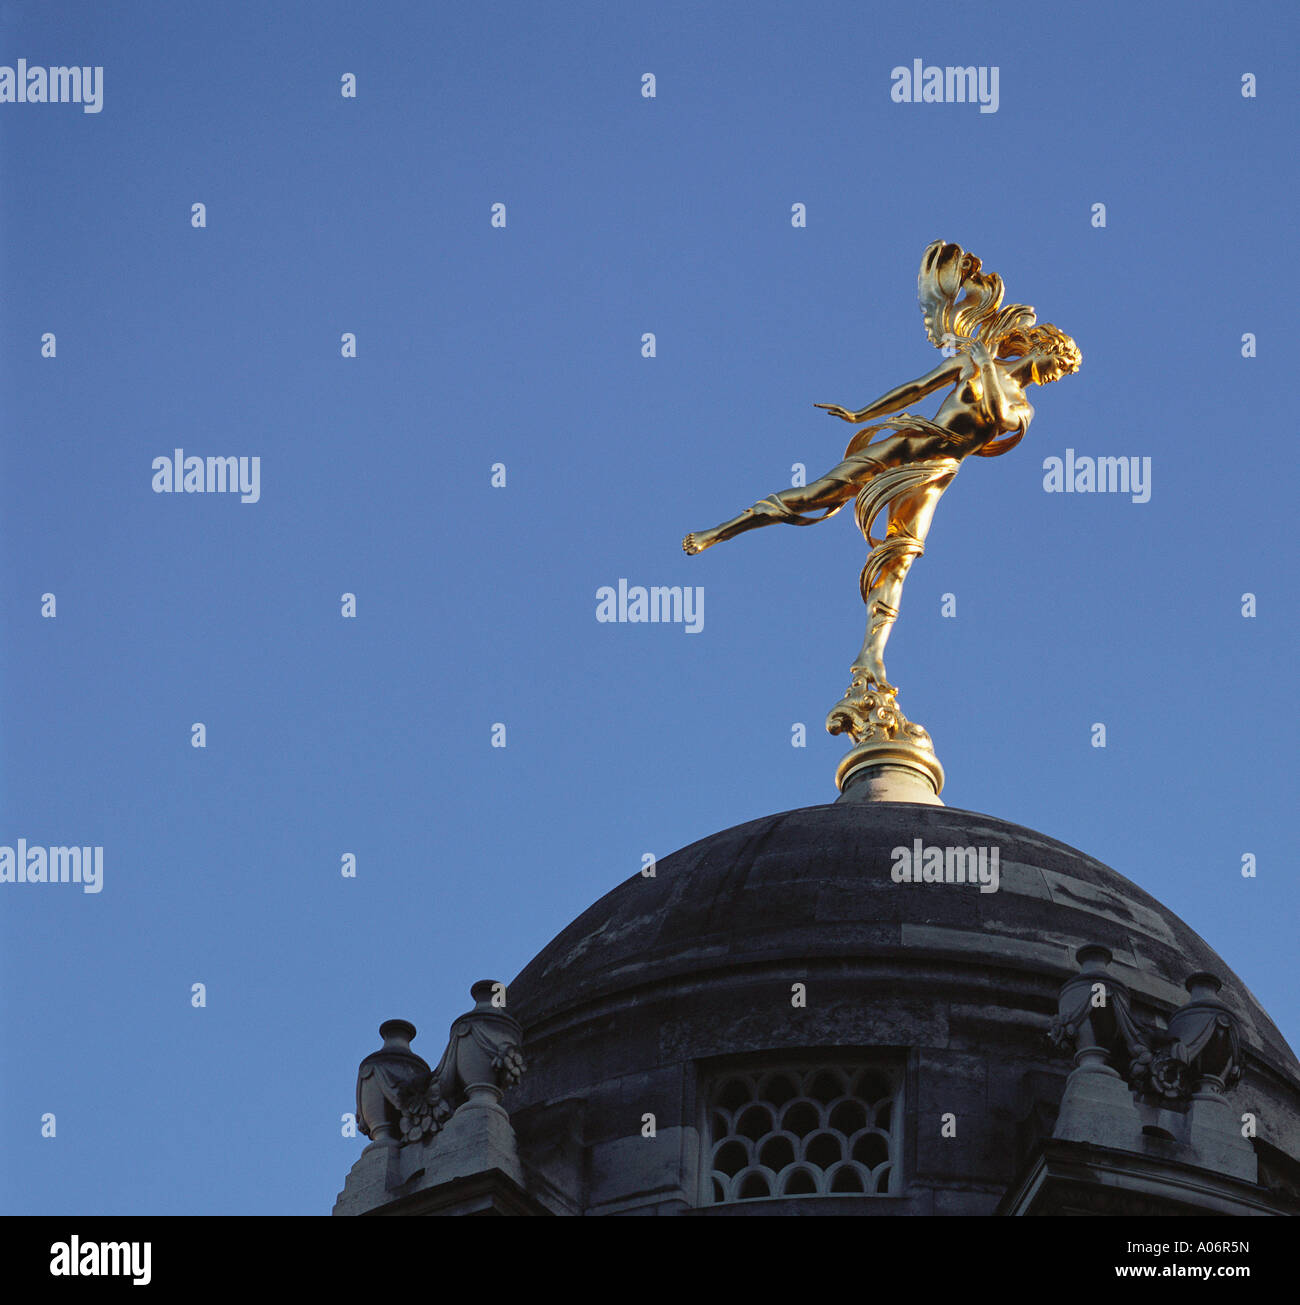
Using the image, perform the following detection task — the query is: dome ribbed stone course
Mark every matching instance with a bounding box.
[509,803,1296,1073]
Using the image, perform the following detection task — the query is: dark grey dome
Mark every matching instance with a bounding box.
[335,800,1299,1217]
[510,802,1298,1082]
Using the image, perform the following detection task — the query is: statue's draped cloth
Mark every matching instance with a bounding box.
[754,412,965,600]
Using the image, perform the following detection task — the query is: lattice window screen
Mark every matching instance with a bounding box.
[703,1063,901,1204]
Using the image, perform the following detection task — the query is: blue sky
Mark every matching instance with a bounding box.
[1,0,1296,1213]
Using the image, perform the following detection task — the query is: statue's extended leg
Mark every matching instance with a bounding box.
[683,463,866,554]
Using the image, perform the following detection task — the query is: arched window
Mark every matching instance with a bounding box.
[703,1063,901,1204]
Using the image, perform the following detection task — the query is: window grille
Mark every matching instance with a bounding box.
[703,1063,900,1203]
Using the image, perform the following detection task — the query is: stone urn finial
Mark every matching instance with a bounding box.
[1050,945,1117,1070]
[430,980,527,1112]
[1155,971,1242,1098]
[355,1019,434,1146]
[1049,944,1151,1082]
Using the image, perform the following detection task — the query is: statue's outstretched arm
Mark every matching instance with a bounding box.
[816,356,962,425]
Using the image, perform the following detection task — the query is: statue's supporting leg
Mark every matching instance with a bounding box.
[843,481,947,692]
[851,542,921,688]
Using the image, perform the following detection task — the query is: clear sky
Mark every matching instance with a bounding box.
[1,0,1296,1214]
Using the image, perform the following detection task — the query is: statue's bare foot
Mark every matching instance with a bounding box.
[850,659,894,695]
[683,531,712,555]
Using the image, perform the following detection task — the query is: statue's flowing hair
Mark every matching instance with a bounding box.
[917,240,1081,373]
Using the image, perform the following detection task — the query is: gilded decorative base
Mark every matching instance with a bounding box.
[827,681,944,803]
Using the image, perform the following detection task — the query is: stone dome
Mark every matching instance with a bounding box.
[511,802,1297,1078]
[500,801,1300,1215]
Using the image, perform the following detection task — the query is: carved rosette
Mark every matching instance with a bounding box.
[1140,1047,1192,1101]
[394,1074,453,1144]
[1048,945,1151,1079]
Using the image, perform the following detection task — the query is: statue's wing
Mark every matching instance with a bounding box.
[918,240,1010,349]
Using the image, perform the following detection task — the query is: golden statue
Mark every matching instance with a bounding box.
[683,241,1081,797]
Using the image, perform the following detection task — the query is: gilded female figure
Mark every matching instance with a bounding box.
[684,240,1081,734]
